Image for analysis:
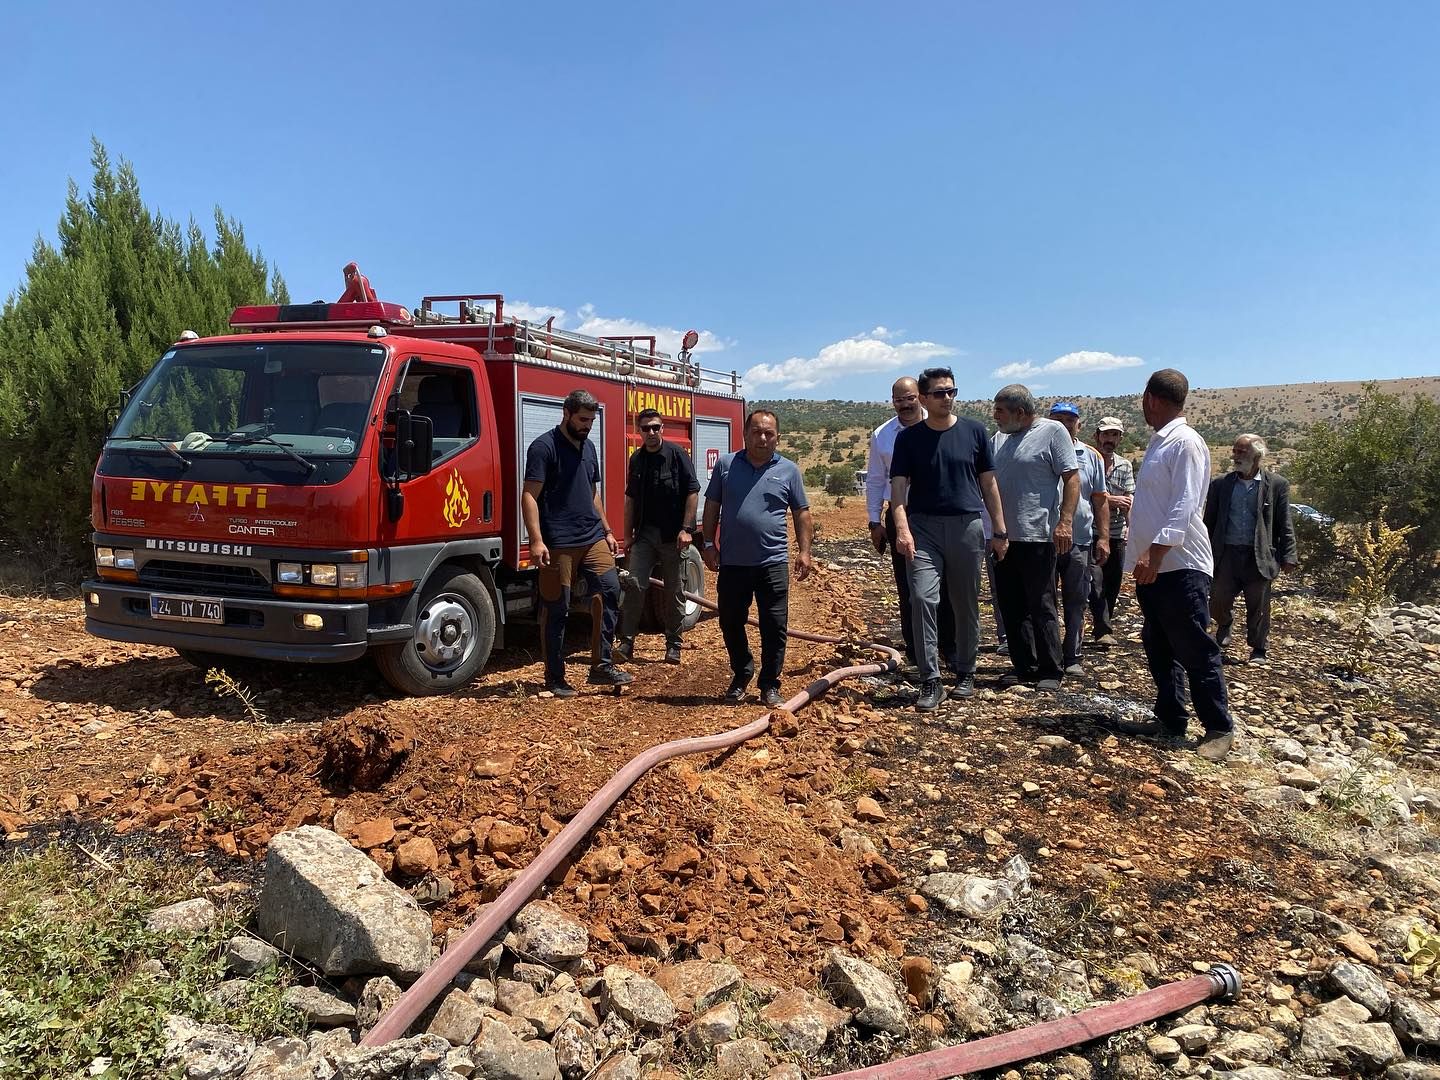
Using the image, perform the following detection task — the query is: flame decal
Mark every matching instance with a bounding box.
[443,468,471,529]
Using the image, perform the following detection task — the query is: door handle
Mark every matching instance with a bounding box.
[483,491,493,521]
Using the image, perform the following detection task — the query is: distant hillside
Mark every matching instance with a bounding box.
[755,376,1440,452]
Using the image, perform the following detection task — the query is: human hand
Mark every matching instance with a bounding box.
[676,529,692,551]
[604,531,619,556]
[795,552,813,581]
[895,532,916,561]
[1094,540,1110,567]
[702,546,720,572]
[531,541,551,568]
[989,537,1009,562]
[869,523,887,554]
[1053,520,1073,556]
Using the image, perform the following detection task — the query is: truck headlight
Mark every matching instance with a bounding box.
[337,564,367,588]
[276,562,303,584]
[96,546,115,567]
[309,564,338,586]
[113,549,135,570]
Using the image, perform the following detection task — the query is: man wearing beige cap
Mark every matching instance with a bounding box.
[1090,416,1134,646]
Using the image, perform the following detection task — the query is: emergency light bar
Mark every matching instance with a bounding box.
[228,301,414,331]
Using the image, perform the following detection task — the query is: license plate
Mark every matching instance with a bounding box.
[150,593,225,623]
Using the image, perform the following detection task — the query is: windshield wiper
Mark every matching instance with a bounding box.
[223,431,317,473]
[107,433,192,471]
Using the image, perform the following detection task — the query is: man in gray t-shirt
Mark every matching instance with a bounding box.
[988,384,1079,688]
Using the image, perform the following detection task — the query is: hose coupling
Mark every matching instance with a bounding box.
[1207,963,1242,1001]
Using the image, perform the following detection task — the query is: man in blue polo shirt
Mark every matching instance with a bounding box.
[522,388,634,698]
[701,409,813,706]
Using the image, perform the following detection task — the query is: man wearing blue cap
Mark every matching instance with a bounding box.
[1048,401,1109,675]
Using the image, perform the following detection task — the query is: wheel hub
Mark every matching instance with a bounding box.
[414,595,474,670]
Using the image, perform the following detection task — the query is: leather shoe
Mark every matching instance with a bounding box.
[916,678,947,712]
[722,679,749,703]
[611,640,633,663]
[587,664,634,686]
[760,687,783,707]
[1197,731,1234,762]
[664,644,682,665]
[953,675,975,699]
[545,682,576,699]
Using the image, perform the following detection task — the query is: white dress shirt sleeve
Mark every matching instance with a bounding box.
[865,423,890,523]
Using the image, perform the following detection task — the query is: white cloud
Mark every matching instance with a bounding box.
[744,328,957,392]
[989,350,1143,380]
[504,300,729,357]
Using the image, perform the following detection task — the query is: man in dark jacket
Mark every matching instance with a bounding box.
[1203,434,1298,664]
[616,409,700,665]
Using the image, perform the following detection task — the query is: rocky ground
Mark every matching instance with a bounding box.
[3,499,1440,1079]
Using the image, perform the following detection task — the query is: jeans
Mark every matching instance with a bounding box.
[538,538,621,687]
[1056,542,1093,666]
[906,512,984,681]
[994,540,1064,682]
[619,525,685,648]
[1211,544,1272,653]
[1136,568,1232,735]
[718,562,789,691]
[1089,535,1127,637]
[886,506,957,669]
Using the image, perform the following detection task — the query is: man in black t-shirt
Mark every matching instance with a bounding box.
[616,409,701,665]
[891,366,1010,711]
[522,389,634,697]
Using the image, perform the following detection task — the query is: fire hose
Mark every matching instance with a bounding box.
[362,579,1241,1074]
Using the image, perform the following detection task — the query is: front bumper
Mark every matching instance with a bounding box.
[83,580,371,663]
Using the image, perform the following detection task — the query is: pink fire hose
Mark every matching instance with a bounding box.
[364,578,1242,1076]
[823,965,1240,1079]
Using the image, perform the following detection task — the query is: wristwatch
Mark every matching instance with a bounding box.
[992,531,1008,540]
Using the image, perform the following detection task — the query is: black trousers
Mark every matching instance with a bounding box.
[1136,568,1232,735]
[885,506,957,671]
[1211,544,1272,653]
[994,540,1064,681]
[1089,536,1127,637]
[718,563,789,691]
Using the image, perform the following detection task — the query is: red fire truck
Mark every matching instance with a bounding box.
[82,292,746,695]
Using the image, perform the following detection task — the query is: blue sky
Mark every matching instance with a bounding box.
[3,2,1436,401]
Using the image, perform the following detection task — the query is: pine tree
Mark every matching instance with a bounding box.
[0,140,287,572]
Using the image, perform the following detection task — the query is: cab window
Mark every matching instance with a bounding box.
[394,361,479,463]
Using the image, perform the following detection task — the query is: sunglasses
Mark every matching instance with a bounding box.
[927,387,959,398]
[640,424,662,433]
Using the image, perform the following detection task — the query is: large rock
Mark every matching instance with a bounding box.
[356,976,404,1032]
[226,936,281,977]
[821,950,908,1035]
[653,960,744,1014]
[917,856,1029,920]
[1298,996,1404,1071]
[1327,960,1391,1019]
[163,1014,256,1080]
[600,965,676,1032]
[330,1033,453,1079]
[681,1001,741,1052]
[240,1036,311,1079]
[552,1019,597,1079]
[1392,996,1440,1048]
[758,989,849,1054]
[471,1016,561,1080]
[282,985,357,1026]
[714,1037,770,1079]
[508,901,589,966]
[257,826,433,980]
[1387,1063,1440,1080]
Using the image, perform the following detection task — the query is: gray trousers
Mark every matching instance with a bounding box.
[619,525,684,648]
[1056,543,1093,666]
[1211,543,1272,653]
[907,512,984,681]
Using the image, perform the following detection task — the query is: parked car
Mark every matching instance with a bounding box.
[1292,503,1334,527]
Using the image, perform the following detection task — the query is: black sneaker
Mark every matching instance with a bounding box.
[722,678,749,703]
[916,678,947,712]
[588,664,634,686]
[760,687,783,707]
[953,675,975,699]
[611,640,634,663]
[1036,678,1062,691]
[545,682,577,699]
[664,644,682,665]
[1247,650,1268,665]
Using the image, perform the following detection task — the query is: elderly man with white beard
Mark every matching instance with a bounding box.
[1203,433,1298,664]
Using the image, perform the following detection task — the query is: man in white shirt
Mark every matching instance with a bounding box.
[1121,369,1234,762]
[866,377,957,674]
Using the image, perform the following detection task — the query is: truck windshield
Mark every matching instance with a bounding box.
[110,342,387,459]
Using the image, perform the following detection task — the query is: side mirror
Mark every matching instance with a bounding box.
[396,412,434,477]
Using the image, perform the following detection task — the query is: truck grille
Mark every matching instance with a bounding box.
[138,560,270,595]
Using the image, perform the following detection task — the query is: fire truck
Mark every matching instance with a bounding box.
[82,292,747,695]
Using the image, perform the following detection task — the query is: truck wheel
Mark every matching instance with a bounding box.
[375,566,496,696]
[644,545,706,632]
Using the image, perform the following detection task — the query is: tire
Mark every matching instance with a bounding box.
[643,544,706,632]
[374,566,497,696]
